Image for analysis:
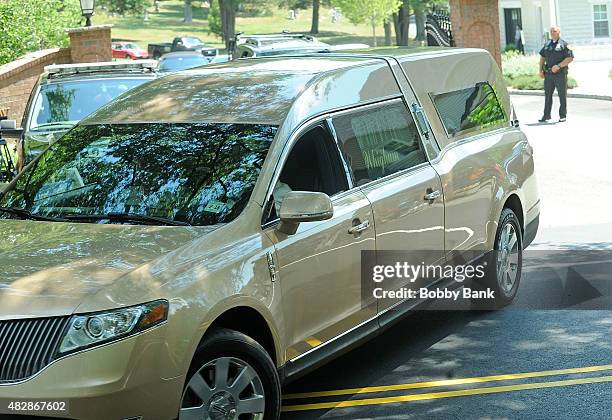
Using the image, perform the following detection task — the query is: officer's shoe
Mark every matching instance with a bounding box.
[559,117,567,122]
[538,117,551,123]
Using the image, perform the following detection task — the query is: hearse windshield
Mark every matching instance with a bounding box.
[0,123,276,226]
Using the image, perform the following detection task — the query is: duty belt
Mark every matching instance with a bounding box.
[544,66,567,73]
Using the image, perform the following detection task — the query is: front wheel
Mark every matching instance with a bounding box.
[472,208,523,308]
[179,328,281,420]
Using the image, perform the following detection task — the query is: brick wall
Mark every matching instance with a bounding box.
[67,25,113,63]
[450,0,502,66]
[0,48,71,127]
[0,24,113,150]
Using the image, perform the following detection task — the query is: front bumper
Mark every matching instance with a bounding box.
[0,324,184,420]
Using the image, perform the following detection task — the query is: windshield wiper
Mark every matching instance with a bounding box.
[62,212,191,226]
[0,206,70,222]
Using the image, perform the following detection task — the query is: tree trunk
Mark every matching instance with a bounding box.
[183,0,193,23]
[219,0,236,49]
[414,1,426,41]
[384,20,392,46]
[310,0,320,34]
[392,13,400,45]
[394,2,410,46]
[372,23,377,47]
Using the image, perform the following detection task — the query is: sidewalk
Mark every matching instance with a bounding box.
[510,95,612,248]
[569,59,612,97]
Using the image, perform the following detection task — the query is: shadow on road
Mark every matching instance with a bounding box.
[281,310,481,418]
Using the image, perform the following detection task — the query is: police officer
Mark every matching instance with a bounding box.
[539,26,574,123]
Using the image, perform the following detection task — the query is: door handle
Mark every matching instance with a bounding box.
[424,189,441,201]
[348,219,370,235]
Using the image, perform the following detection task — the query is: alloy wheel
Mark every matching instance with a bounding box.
[496,222,520,297]
[180,356,265,420]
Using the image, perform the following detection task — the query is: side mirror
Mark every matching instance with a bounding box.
[277,191,333,235]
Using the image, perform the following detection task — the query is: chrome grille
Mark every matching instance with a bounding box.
[0,316,70,383]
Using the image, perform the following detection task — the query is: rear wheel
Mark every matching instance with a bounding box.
[471,208,522,308]
[179,328,281,420]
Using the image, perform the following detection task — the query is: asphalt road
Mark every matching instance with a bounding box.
[280,96,612,419]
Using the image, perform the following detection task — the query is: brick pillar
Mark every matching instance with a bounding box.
[66,25,113,63]
[449,0,501,66]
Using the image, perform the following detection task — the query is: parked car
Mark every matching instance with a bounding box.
[232,32,368,59]
[111,41,149,60]
[148,36,218,60]
[17,60,157,169]
[0,48,539,420]
[158,51,215,73]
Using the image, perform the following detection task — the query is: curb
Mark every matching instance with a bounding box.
[509,89,612,101]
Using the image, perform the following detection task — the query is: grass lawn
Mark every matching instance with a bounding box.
[98,0,421,50]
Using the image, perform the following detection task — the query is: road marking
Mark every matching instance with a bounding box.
[282,374,612,412]
[283,363,612,400]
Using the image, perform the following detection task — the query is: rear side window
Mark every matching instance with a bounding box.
[431,82,507,138]
[332,102,427,186]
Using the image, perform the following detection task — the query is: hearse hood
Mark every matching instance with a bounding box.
[0,220,214,320]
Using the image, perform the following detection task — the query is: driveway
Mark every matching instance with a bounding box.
[513,95,612,247]
[570,59,612,98]
[280,96,612,419]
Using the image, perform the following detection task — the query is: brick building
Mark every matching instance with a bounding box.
[449,0,502,66]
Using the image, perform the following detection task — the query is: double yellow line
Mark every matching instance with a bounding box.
[282,364,612,412]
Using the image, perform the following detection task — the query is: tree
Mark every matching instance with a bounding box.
[334,0,401,47]
[412,0,426,41]
[392,0,410,46]
[277,0,310,9]
[311,0,320,34]
[208,0,222,38]
[218,0,239,49]
[184,0,193,23]
[0,0,81,65]
[383,20,392,46]
[97,0,150,16]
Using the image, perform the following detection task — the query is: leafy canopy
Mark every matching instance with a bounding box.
[0,0,81,65]
[333,0,401,26]
[96,0,150,16]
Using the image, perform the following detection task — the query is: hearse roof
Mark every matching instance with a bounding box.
[84,48,487,126]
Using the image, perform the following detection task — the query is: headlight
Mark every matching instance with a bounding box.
[58,300,168,355]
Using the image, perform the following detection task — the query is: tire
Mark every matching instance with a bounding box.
[471,208,523,309]
[179,328,281,420]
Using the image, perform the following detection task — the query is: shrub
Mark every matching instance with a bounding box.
[502,51,577,90]
[609,68,612,79]
[504,43,517,53]
[504,74,578,90]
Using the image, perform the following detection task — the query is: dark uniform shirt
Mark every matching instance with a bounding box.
[539,38,574,72]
